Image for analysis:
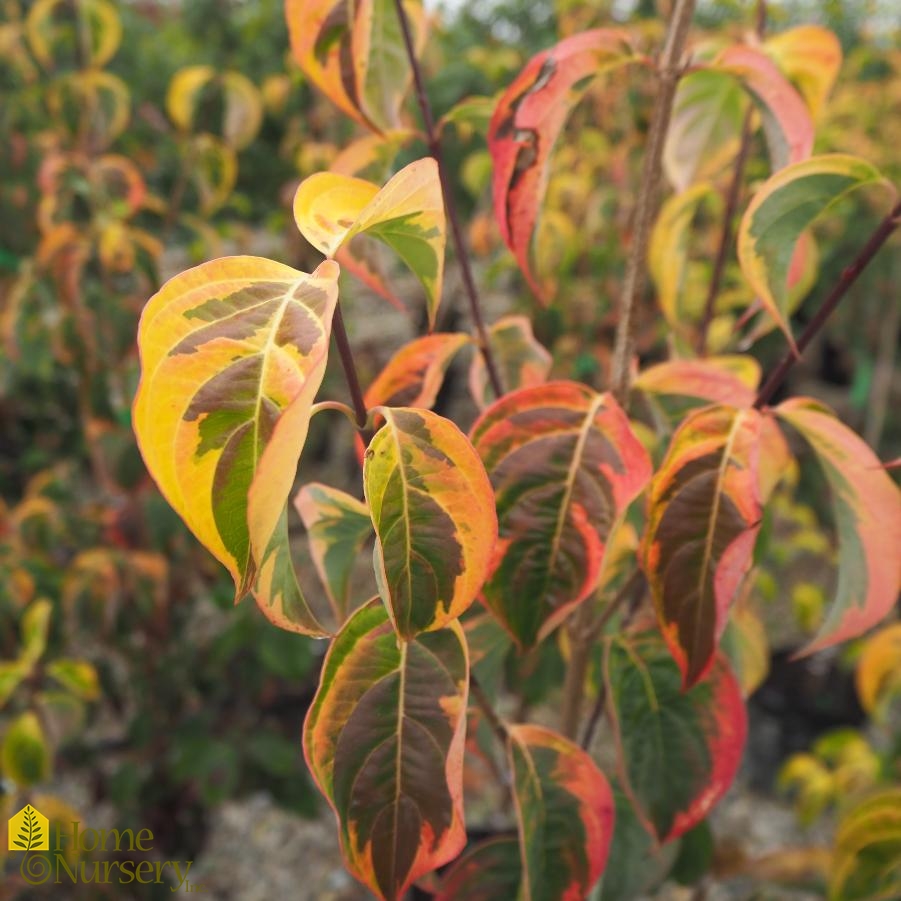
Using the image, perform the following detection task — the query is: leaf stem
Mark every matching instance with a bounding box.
[609,0,697,404]
[331,303,371,437]
[696,0,766,355]
[754,197,901,409]
[393,0,504,400]
[469,673,508,749]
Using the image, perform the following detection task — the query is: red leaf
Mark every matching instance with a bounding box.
[487,29,636,301]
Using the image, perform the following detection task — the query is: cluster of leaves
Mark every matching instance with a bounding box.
[0,0,358,882]
[127,1,901,900]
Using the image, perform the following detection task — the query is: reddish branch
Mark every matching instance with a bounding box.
[754,197,901,409]
[697,0,767,354]
[392,0,504,400]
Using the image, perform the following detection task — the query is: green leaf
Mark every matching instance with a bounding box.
[604,633,747,843]
[20,597,52,666]
[1,711,51,787]
[737,154,891,348]
[304,600,469,901]
[46,659,100,700]
[294,483,374,624]
[364,407,497,639]
[830,789,901,900]
[508,724,615,900]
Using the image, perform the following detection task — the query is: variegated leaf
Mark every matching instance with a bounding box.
[737,154,891,348]
[775,399,901,656]
[364,408,497,638]
[508,724,615,900]
[294,483,374,623]
[487,29,638,301]
[642,405,763,687]
[293,159,446,327]
[604,632,747,843]
[304,600,468,901]
[133,256,339,635]
[469,315,553,410]
[471,382,652,649]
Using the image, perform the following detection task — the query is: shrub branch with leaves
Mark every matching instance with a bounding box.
[130,1,901,899]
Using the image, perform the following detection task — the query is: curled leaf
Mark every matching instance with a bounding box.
[294,159,446,327]
[737,154,891,348]
[775,398,901,656]
[134,256,340,635]
[488,29,637,300]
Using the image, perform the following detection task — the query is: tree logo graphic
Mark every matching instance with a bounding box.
[7,805,49,852]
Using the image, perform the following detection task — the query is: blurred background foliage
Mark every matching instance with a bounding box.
[0,0,899,897]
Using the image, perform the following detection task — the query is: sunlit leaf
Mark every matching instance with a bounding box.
[488,29,637,301]
[775,398,901,656]
[304,600,468,901]
[471,382,652,649]
[737,154,891,348]
[765,25,842,119]
[134,256,340,635]
[642,405,763,687]
[364,408,497,638]
[604,632,747,843]
[294,159,445,327]
[469,315,552,411]
[508,724,615,900]
[0,663,29,710]
[830,789,901,901]
[294,483,373,623]
[721,589,770,697]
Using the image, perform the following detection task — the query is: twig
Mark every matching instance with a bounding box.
[609,0,697,403]
[469,673,508,749]
[331,303,372,443]
[754,198,901,409]
[696,0,766,354]
[393,0,504,400]
[695,107,753,353]
[579,571,646,750]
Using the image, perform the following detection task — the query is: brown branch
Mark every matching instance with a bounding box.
[331,303,372,442]
[754,198,901,409]
[695,107,753,354]
[393,0,504,400]
[696,0,766,354]
[609,0,697,404]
